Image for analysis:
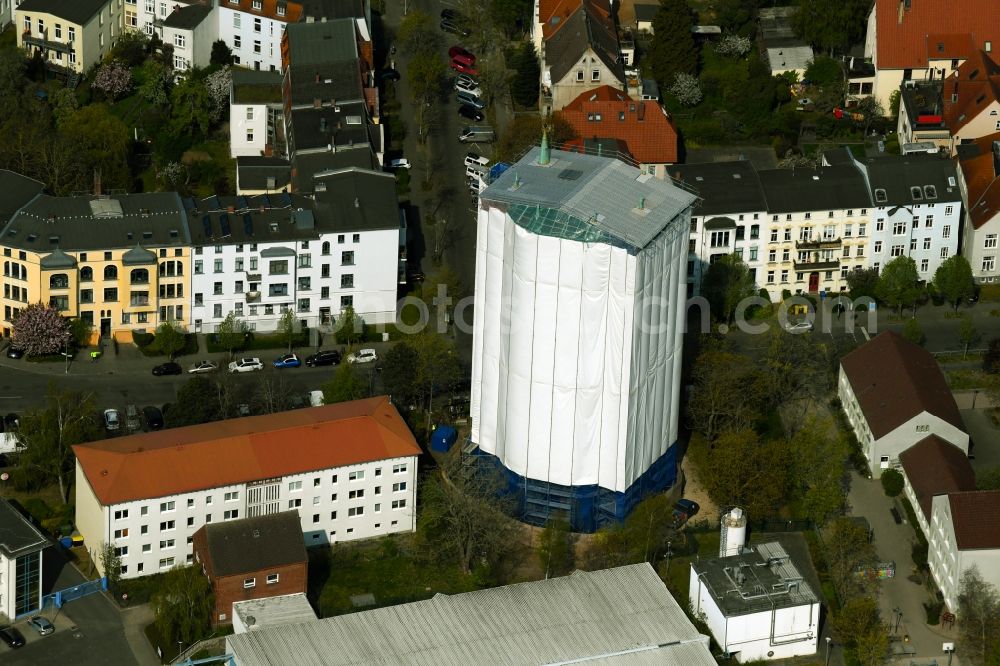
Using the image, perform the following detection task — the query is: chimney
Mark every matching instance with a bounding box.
[93,168,102,196]
[637,102,645,121]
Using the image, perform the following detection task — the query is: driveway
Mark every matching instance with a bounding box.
[962,408,1000,472]
[846,472,960,663]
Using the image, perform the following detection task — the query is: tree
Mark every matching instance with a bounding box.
[957,566,1000,666]
[832,596,889,666]
[960,317,980,358]
[647,0,698,86]
[12,303,71,356]
[50,88,80,128]
[67,317,93,348]
[276,309,298,353]
[759,330,834,428]
[167,376,221,427]
[667,72,703,106]
[511,43,540,108]
[137,60,172,107]
[687,348,761,442]
[793,0,870,53]
[99,541,122,592]
[92,60,133,101]
[168,75,213,141]
[110,31,149,67]
[700,253,756,324]
[880,468,904,497]
[977,467,1000,491]
[490,0,532,38]
[154,320,185,359]
[252,374,295,414]
[322,363,367,404]
[715,34,754,58]
[935,255,975,311]
[804,55,844,86]
[418,450,523,579]
[16,386,102,502]
[853,95,885,136]
[902,317,924,346]
[985,338,1000,373]
[876,256,921,317]
[407,52,448,139]
[204,66,232,123]
[210,40,234,66]
[151,565,214,650]
[498,113,577,162]
[692,429,790,518]
[411,332,462,416]
[59,104,131,191]
[382,341,420,409]
[538,514,575,578]
[788,418,848,523]
[397,11,441,56]
[823,516,877,602]
[334,305,366,346]
[846,267,879,301]
[215,312,247,359]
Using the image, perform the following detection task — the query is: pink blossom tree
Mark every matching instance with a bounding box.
[92,60,133,101]
[12,303,70,356]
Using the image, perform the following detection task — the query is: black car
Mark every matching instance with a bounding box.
[305,350,342,367]
[152,362,182,376]
[6,346,24,359]
[458,104,485,121]
[142,406,164,431]
[381,68,401,81]
[440,19,470,37]
[0,626,25,648]
[440,8,458,20]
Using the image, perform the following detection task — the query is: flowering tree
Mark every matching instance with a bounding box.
[12,303,70,356]
[92,60,133,101]
[205,66,231,123]
[668,72,703,106]
[715,34,753,58]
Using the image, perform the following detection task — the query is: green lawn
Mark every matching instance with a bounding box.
[309,537,480,617]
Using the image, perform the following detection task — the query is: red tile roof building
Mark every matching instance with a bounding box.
[942,51,1000,144]
[929,490,1000,611]
[74,397,420,579]
[556,86,679,173]
[899,434,975,525]
[957,132,1000,283]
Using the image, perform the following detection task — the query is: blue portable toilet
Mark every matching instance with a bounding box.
[431,426,458,453]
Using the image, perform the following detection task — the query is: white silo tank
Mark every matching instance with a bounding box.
[720,507,748,557]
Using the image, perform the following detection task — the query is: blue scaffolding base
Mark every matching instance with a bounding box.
[471,444,679,533]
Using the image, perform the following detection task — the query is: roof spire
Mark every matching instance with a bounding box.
[539,126,550,165]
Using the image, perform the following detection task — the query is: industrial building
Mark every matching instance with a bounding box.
[225,563,716,665]
[470,144,697,531]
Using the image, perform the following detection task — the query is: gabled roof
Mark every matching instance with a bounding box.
[197,511,307,578]
[545,1,623,86]
[220,0,303,23]
[900,435,975,520]
[539,0,612,40]
[73,397,421,506]
[948,490,1000,550]
[957,132,1000,229]
[863,153,962,206]
[40,247,77,269]
[121,244,157,266]
[668,161,767,215]
[873,0,1000,70]
[942,50,1000,132]
[840,331,964,439]
[163,3,214,30]
[557,86,678,164]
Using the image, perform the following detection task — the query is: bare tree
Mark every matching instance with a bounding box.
[252,374,294,414]
[687,348,761,442]
[958,566,1000,666]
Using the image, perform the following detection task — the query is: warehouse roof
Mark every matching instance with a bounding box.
[482,146,696,253]
[198,512,306,578]
[840,331,964,439]
[74,397,420,505]
[225,563,715,666]
[669,161,767,215]
[0,497,49,559]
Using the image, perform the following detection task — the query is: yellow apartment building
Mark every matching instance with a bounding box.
[16,0,120,75]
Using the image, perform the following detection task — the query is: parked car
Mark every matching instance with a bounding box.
[5,346,24,359]
[273,353,302,369]
[103,408,121,431]
[152,362,182,376]
[673,499,700,526]
[448,46,475,62]
[347,348,379,364]
[142,406,164,431]
[465,153,490,168]
[125,404,141,432]
[388,158,411,169]
[305,350,342,367]
[440,8,459,20]
[449,59,479,76]
[229,357,264,373]
[456,90,486,109]
[188,360,218,374]
[454,78,483,97]
[458,104,485,121]
[0,626,25,648]
[4,413,18,431]
[455,73,478,88]
[440,19,469,36]
[380,68,401,81]
[27,616,54,636]
[784,320,814,333]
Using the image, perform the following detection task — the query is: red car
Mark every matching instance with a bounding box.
[450,59,479,76]
[448,45,475,63]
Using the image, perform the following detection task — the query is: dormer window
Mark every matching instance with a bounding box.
[910,186,924,200]
[923,185,937,199]
[874,188,887,203]
[252,0,262,9]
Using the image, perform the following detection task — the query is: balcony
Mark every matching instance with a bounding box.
[130,297,150,307]
[22,30,74,54]
[245,291,261,303]
[795,237,842,250]
[793,259,840,271]
[245,272,262,282]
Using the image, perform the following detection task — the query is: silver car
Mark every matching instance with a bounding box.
[28,616,54,636]
[103,409,120,431]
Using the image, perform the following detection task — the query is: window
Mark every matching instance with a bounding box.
[174,34,185,48]
[856,246,864,257]
[160,520,175,530]
[349,489,364,499]
[941,247,950,258]
[890,245,904,257]
[253,40,261,54]
[920,259,929,272]
[576,70,584,82]
[267,573,279,584]
[194,260,203,274]
[709,231,730,248]
[114,528,129,539]
[925,215,933,227]
[770,229,778,242]
[224,491,238,501]
[945,205,954,216]
[892,221,906,235]
[983,256,996,272]
[160,501,175,512]
[114,509,129,520]
[234,35,241,49]
[233,13,241,27]
[910,238,917,251]
[341,274,354,289]
[159,539,175,549]
[214,304,223,318]
[269,260,288,275]
[591,69,600,81]
[749,247,758,261]
[288,480,302,492]
[768,250,777,262]
[393,482,407,492]
[784,228,791,241]
[780,270,788,282]
[246,129,254,143]
[767,270,775,284]
[874,241,883,253]
[244,578,256,589]
[298,254,311,268]
[224,509,239,520]
[986,234,998,249]
[392,499,407,509]
[142,544,151,553]
[159,557,174,569]
[353,234,360,243]
[943,225,951,239]
[348,506,364,516]
[288,498,302,508]
[393,464,407,474]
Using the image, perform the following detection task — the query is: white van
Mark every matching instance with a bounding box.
[465,153,490,168]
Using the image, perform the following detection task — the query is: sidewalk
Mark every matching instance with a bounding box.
[0,339,152,377]
[847,472,961,663]
[120,603,160,666]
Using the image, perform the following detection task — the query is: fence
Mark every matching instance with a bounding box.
[42,576,107,609]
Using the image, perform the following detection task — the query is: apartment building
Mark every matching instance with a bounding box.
[0,178,191,341]
[218,0,303,71]
[16,0,120,75]
[230,69,284,158]
[929,491,1000,611]
[956,133,1000,284]
[188,169,402,333]
[156,2,216,71]
[74,397,420,580]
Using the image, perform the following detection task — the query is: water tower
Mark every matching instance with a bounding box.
[720,507,748,557]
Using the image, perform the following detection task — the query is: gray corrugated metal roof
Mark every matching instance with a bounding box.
[482,147,696,252]
[226,563,715,666]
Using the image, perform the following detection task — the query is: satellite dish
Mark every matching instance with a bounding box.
[247,615,256,626]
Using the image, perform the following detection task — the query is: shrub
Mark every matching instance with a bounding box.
[911,539,929,570]
[923,600,944,625]
[881,469,904,497]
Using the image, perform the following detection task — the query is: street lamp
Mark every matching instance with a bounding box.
[178,641,184,659]
[893,606,902,634]
[944,642,955,666]
[825,637,832,666]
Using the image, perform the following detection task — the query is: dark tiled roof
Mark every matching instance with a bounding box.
[312,168,401,232]
[198,512,306,578]
[163,3,213,30]
[669,161,767,215]
[289,103,369,152]
[756,164,872,213]
[546,3,624,85]
[236,157,292,191]
[900,435,975,520]
[0,170,46,220]
[232,70,283,105]
[285,19,358,66]
[184,192,317,246]
[40,247,77,269]
[300,0,365,20]
[290,145,375,193]
[948,491,1000,549]
[0,498,49,559]
[864,154,962,206]
[16,0,107,24]
[840,331,964,439]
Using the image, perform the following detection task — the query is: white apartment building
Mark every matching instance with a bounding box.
[217,0,300,72]
[156,3,216,70]
[957,134,1000,285]
[74,397,420,580]
[839,331,969,477]
[928,491,1000,611]
[862,155,963,281]
[230,69,284,158]
[188,170,403,334]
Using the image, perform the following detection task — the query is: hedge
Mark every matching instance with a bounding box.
[133,332,199,357]
[205,327,310,354]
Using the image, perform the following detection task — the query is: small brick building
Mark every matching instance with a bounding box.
[193,511,308,626]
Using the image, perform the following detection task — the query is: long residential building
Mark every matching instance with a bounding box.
[16,0,121,75]
[74,397,420,580]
